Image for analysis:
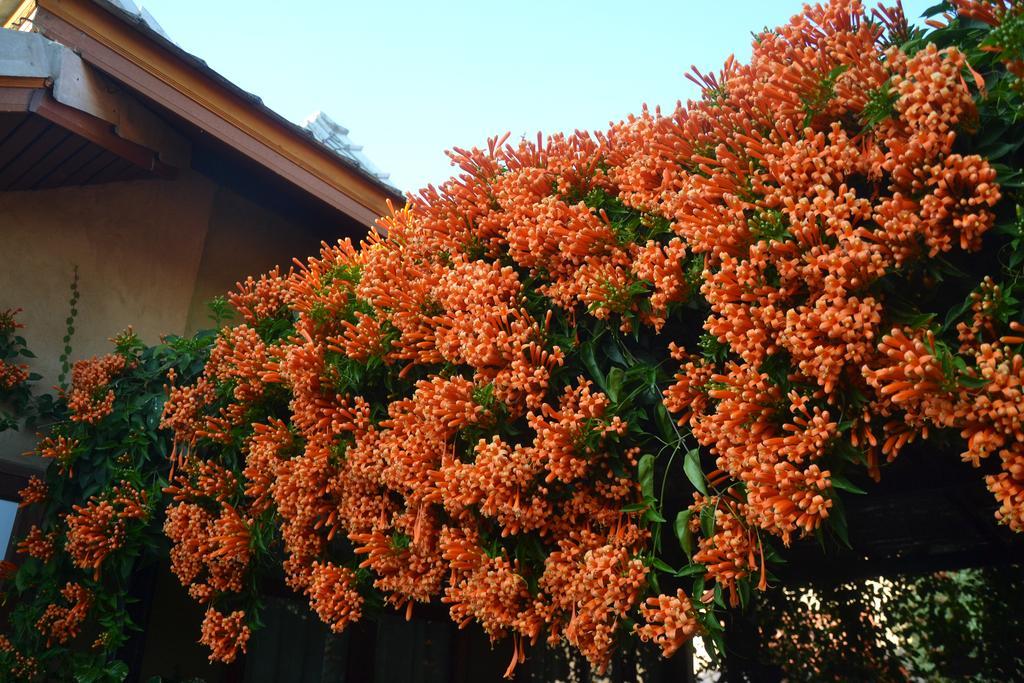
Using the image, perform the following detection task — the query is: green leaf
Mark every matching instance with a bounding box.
[738,578,752,609]
[75,667,102,683]
[654,403,676,443]
[606,367,624,403]
[692,575,705,601]
[107,661,129,682]
[644,508,667,524]
[713,584,726,608]
[830,475,867,495]
[650,557,676,574]
[14,565,30,592]
[579,340,608,395]
[829,495,852,549]
[700,504,716,538]
[958,374,989,389]
[638,453,656,500]
[675,562,705,578]
[710,631,727,661]
[683,448,707,494]
[675,510,695,559]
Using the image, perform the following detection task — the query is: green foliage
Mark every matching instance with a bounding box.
[0,314,57,434]
[757,566,1024,681]
[0,328,216,681]
[5,3,1024,678]
[58,266,80,392]
[860,79,898,130]
[802,64,850,126]
[205,295,233,328]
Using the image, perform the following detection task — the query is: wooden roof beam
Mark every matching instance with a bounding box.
[28,88,173,176]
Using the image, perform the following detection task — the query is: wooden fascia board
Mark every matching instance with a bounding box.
[2,0,36,29]
[0,75,48,89]
[34,0,393,227]
[0,84,40,111]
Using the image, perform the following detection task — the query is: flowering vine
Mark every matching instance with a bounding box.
[0,309,57,433]
[150,0,1024,674]
[2,0,1024,680]
[1,328,215,681]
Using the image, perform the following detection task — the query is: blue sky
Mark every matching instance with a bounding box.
[0,499,16,557]
[139,0,934,193]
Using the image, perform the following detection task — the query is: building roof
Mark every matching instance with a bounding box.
[88,0,398,189]
[0,29,179,189]
[303,111,394,188]
[0,0,403,226]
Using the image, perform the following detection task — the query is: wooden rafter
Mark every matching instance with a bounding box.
[28,89,174,176]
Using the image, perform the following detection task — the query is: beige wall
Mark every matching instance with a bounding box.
[185,181,326,332]
[0,171,330,467]
[1,171,215,384]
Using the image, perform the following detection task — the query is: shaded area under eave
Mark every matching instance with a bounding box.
[778,445,1023,584]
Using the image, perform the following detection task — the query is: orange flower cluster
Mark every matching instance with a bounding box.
[635,589,701,658]
[0,308,22,333]
[198,607,250,663]
[17,476,47,508]
[64,482,148,578]
[307,562,363,633]
[0,634,38,679]
[229,267,295,324]
[15,526,56,563]
[36,582,92,646]
[159,206,663,670]
[163,239,652,670]
[952,0,1024,78]
[0,359,28,391]
[537,532,650,667]
[688,495,764,601]
[0,309,29,389]
[150,0,1020,671]
[66,354,129,424]
[163,478,251,607]
[161,325,270,445]
[34,434,78,476]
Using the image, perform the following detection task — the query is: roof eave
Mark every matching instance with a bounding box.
[33,0,402,227]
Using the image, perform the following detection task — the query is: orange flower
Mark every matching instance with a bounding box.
[17,476,47,508]
[16,526,56,562]
[635,589,701,658]
[36,582,92,646]
[66,354,129,423]
[199,607,250,663]
[64,483,148,579]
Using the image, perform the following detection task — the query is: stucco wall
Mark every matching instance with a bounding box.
[0,171,216,465]
[0,172,330,468]
[185,182,327,333]
[0,171,218,380]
